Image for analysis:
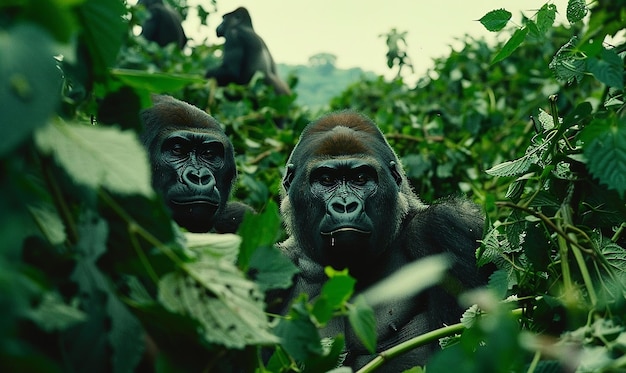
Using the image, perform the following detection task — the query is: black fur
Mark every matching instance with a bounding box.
[205,7,290,95]
[279,110,490,370]
[139,0,187,49]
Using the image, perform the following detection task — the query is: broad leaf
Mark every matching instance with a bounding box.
[460,304,483,329]
[536,4,557,34]
[580,117,626,197]
[347,296,376,354]
[248,244,299,292]
[112,68,206,93]
[237,201,281,269]
[537,108,560,131]
[184,232,242,263]
[492,27,529,64]
[66,217,146,373]
[486,152,538,177]
[0,24,62,156]
[479,9,512,32]
[273,299,324,362]
[34,120,153,197]
[567,0,588,23]
[312,269,356,324]
[587,48,625,89]
[549,37,585,84]
[75,0,126,75]
[26,292,86,332]
[159,261,277,348]
[28,203,66,245]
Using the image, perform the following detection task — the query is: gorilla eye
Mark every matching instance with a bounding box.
[170,143,186,156]
[318,174,336,187]
[353,173,369,186]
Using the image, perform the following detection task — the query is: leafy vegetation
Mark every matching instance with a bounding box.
[0,0,625,372]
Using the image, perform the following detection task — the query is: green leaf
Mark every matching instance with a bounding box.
[602,242,626,285]
[567,0,588,23]
[68,216,146,373]
[587,48,625,89]
[273,299,324,362]
[112,68,207,93]
[537,108,560,131]
[549,37,585,84]
[460,304,483,328]
[479,9,512,32]
[237,201,281,269]
[159,261,277,348]
[486,151,538,177]
[580,117,626,197]
[320,269,356,309]
[28,203,66,245]
[536,4,557,34]
[491,27,529,64]
[248,244,299,292]
[75,0,126,75]
[0,24,62,156]
[26,292,86,332]
[488,269,511,300]
[347,295,377,354]
[312,269,356,324]
[34,120,153,197]
[184,232,242,263]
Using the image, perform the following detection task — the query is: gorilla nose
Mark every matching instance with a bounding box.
[182,167,215,189]
[329,198,362,219]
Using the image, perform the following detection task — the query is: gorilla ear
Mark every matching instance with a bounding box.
[389,161,403,187]
[283,163,295,191]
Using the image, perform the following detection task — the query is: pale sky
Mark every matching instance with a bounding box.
[184,0,569,81]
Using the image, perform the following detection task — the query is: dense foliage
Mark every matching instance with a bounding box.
[0,0,624,372]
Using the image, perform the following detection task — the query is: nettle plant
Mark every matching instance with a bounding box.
[426,1,626,372]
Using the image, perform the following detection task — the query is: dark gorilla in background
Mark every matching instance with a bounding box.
[279,111,491,370]
[205,7,291,96]
[140,95,252,233]
[139,0,187,49]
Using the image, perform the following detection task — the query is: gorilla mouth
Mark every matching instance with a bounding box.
[321,227,371,248]
[169,199,221,233]
[171,199,219,207]
[321,227,371,236]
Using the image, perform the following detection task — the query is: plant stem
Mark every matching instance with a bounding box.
[560,205,598,306]
[357,308,524,372]
[356,323,466,373]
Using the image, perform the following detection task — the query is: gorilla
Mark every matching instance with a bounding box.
[205,7,291,96]
[139,0,187,49]
[279,111,490,370]
[140,95,252,233]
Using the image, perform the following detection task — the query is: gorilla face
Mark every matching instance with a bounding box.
[157,130,228,232]
[282,112,408,273]
[141,95,236,233]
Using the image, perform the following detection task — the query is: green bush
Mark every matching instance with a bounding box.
[0,0,624,372]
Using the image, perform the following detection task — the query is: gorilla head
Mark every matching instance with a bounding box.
[141,95,238,233]
[281,111,424,278]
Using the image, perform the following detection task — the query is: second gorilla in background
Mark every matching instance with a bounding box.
[140,95,252,233]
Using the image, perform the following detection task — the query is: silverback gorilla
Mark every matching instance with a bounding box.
[205,7,291,96]
[279,111,490,370]
[139,0,187,49]
[140,95,251,233]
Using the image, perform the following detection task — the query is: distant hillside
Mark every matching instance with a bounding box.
[276,63,378,110]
